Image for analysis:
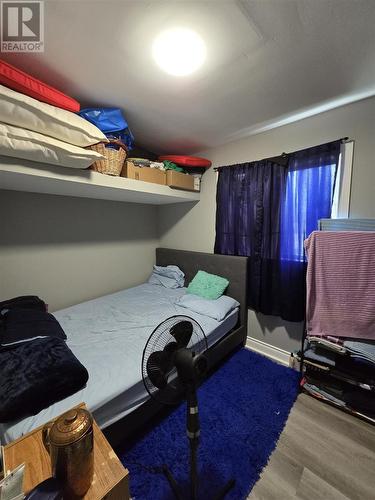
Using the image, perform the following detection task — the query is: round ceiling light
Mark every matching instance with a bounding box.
[152,28,206,76]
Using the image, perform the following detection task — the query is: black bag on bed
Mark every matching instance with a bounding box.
[0,337,89,422]
[0,295,47,312]
[0,308,67,346]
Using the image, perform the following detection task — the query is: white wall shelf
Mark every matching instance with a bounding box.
[0,158,200,205]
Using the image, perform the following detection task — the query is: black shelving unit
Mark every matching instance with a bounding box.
[298,218,375,425]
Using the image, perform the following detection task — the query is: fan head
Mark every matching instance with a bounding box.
[142,315,208,405]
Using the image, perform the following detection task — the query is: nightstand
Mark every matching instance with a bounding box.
[3,403,129,500]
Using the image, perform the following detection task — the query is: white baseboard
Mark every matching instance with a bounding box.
[245,337,291,367]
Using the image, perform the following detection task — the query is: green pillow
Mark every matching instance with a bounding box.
[187,270,229,300]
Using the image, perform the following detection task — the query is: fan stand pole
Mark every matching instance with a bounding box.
[186,387,199,500]
[161,388,235,500]
[186,386,235,500]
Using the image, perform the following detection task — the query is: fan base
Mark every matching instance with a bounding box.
[162,464,235,500]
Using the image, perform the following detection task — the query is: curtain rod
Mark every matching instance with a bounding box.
[213,137,350,171]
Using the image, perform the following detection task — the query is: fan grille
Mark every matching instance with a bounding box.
[142,315,208,404]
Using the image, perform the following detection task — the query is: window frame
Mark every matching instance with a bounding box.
[331,140,354,219]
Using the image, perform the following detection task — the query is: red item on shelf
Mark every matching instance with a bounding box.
[0,59,80,112]
[158,155,211,168]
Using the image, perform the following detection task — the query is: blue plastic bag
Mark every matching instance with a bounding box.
[78,107,134,149]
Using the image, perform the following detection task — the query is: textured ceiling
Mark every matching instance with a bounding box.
[2,0,375,153]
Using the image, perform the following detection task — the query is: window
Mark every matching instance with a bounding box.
[215,139,346,321]
[280,141,350,263]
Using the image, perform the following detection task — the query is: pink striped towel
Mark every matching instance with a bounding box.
[305,231,375,340]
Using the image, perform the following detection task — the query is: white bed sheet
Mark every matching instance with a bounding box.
[1,284,238,444]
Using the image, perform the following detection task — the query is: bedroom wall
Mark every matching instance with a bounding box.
[0,190,158,311]
[158,96,375,353]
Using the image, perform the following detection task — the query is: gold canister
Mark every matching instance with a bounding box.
[42,408,94,498]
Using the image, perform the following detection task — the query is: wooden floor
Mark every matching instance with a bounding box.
[249,393,375,500]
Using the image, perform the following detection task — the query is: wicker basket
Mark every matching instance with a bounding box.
[89,139,128,176]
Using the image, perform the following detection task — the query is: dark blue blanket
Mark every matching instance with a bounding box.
[0,337,88,422]
[0,295,89,422]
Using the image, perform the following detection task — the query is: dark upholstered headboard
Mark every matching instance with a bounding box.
[156,248,248,329]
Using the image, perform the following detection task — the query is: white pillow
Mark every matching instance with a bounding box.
[0,122,103,169]
[0,84,107,147]
[175,294,239,322]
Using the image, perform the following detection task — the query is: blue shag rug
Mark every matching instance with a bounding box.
[118,348,300,499]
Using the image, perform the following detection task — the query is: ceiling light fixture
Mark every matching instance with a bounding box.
[152,27,206,76]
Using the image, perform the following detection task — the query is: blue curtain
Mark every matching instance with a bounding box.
[214,141,341,322]
[214,160,287,315]
[279,141,340,320]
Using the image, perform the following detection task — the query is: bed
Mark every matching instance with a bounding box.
[1,248,248,444]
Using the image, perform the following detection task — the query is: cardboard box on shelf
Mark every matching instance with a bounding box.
[121,161,166,185]
[166,170,200,192]
[193,175,201,191]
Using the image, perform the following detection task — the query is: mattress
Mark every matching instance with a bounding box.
[1,284,238,444]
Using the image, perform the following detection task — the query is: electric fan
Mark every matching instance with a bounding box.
[141,315,235,500]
